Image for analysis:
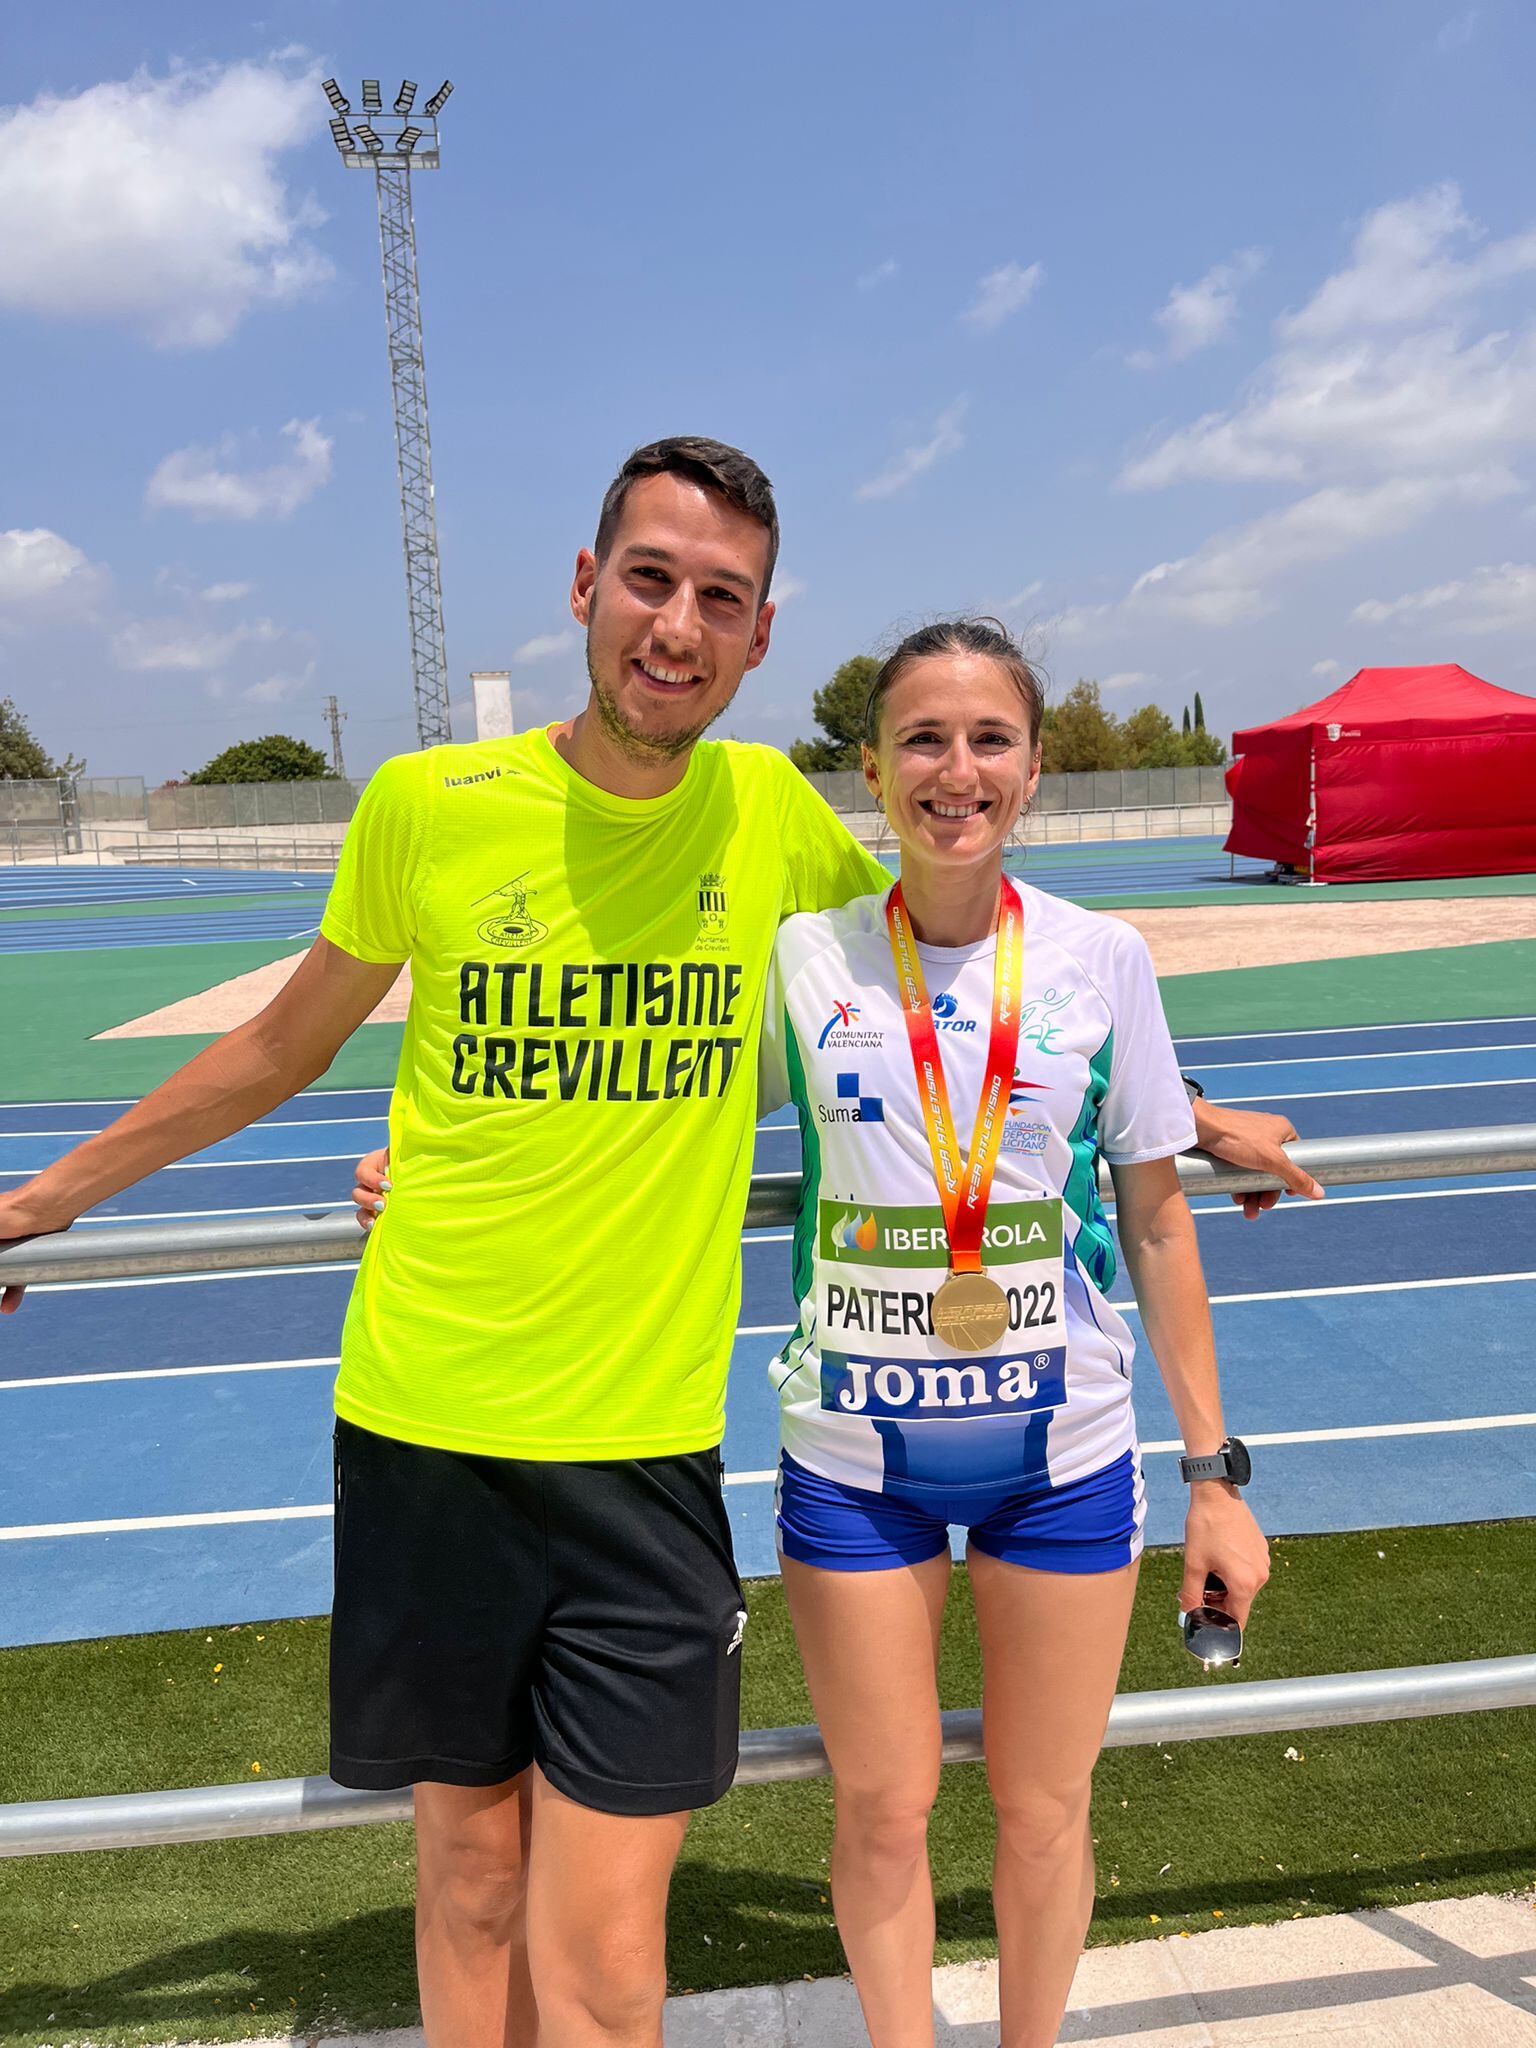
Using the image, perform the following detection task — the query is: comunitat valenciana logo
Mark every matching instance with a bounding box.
[817,1000,883,1050]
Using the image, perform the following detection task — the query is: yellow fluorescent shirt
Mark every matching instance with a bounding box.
[319,727,886,1459]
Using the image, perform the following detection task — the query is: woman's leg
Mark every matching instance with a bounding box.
[782,1549,952,2048]
[967,1547,1140,2048]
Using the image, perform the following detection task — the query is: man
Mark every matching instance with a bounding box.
[0,438,1319,2048]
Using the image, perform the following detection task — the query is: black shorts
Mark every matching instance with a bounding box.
[329,1419,746,1816]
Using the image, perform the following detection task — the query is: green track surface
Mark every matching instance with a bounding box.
[0,944,403,1104]
[1079,874,1536,911]
[1,1524,1531,2047]
[6,933,1534,1107]
[1159,937,1536,1037]
[0,894,319,926]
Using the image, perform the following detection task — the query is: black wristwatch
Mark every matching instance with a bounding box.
[1179,1437,1252,1487]
[1181,1073,1206,1102]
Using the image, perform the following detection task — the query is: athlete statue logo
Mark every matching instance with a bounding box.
[475,872,548,950]
[1017,986,1074,1054]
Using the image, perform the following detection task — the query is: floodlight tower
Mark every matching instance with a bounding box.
[325,75,455,749]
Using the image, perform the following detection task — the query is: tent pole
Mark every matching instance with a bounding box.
[1308,738,1317,884]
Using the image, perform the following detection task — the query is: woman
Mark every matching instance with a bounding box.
[756,618,1267,2048]
[354,616,1269,2047]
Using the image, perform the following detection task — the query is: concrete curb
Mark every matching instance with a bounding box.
[174,1889,1536,2048]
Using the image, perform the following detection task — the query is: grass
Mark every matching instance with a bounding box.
[1,1520,1533,2046]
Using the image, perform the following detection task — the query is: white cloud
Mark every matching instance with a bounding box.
[146,419,333,521]
[770,574,806,603]
[1311,659,1343,679]
[1351,561,1536,634]
[0,528,104,610]
[960,261,1043,333]
[112,615,282,671]
[1000,581,1044,613]
[1280,184,1536,345]
[1435,10,1479,52]
[0,58,330,349]
[857,259,899,292]
[1055,474,1505,641]
[1130,249,1264,366]
[244,659,315,704]
[201,581,252,604]
[1101,671,1152,690]
[855,400,968,502]
[512,630,578,664]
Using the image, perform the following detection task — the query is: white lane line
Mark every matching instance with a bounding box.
[1176,1014,1536,1048]
[0,1087,391,1112]
[13,1262,360,1293]
[1214,1076,1535,1104]
[0,1356,338,1392]
[1183,1182,1536,1217]
[0,1505,334,1542]
[719,1411,1536,1487]
[0,1152,360,1179]
[16,1408,1530,1529]
[1194,1041,1536,1072]
[1,1117,387,1140]
[74,1202,365,1226]
[740,1270,1536,1336]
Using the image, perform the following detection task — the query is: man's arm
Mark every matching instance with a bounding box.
[0,937,402,1309]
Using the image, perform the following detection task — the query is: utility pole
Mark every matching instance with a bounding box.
[325,75,455,749]
[323,694,348,780]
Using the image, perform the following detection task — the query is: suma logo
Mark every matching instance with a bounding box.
[818,999,882,1050]
[816,1072,885,1126]
[473,871,547,950]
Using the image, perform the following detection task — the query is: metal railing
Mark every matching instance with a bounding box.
[4,1655,1532,1857]
[3,1125,1532,1289]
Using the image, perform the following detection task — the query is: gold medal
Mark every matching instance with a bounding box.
[931,1270,1012,1353]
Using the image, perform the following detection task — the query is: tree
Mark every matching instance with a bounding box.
[789,656,880,772]
[186,734,333,784]
[0,697,83,779]
[1120,704,1187,768]
[1193,690,1207,733]
[1038,680,1129,773]
[1181,726,1228,767]
[1181,704,1192,736]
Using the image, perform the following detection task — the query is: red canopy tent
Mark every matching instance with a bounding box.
[1224,664,1536,883]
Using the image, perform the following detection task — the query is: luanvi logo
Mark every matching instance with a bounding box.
[474,872,547,949]
[445,766,505,789]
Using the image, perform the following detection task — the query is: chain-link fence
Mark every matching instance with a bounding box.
[802,764,1230,814]
[145,780,361,831]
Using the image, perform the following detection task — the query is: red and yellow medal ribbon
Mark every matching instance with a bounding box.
[884,878,1025,1276]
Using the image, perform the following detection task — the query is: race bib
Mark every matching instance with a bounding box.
[814,1196,1068,1421]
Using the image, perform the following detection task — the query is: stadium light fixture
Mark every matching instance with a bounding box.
[322,72,454,750]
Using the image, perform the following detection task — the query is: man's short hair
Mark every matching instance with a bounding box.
[594,436,780,603]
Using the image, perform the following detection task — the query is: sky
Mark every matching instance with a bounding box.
[4,0,1536,783]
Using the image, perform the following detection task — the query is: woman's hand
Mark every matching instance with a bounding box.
[353,1148,391,1232]
[1181,1483,1269,1626]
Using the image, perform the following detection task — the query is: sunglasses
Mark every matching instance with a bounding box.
[1180,1572,1243,1670]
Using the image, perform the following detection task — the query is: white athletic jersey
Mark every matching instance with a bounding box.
[759,883,1197,1495]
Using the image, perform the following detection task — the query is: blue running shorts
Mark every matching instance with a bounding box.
[776,1446,1143,1575]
